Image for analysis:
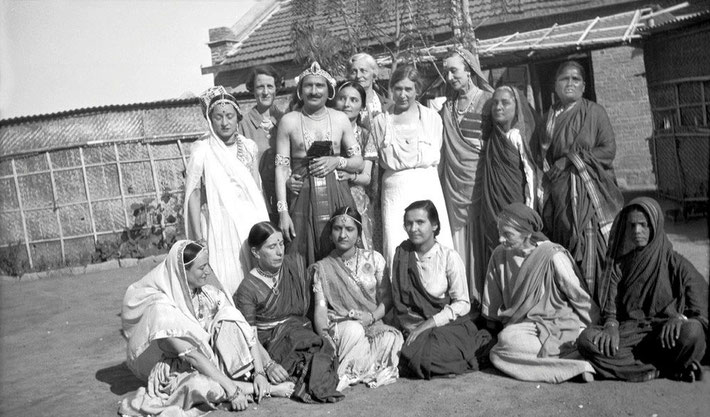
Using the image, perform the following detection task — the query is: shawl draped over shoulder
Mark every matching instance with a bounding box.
[183,134,269,297]
[596,197,708,329]
[121,240,255,381]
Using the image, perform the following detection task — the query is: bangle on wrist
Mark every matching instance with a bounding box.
[264,360,276,371]
[277,200,288,213]
[253,369,266,379]
[337,156,347,169]
[368,312,375,323]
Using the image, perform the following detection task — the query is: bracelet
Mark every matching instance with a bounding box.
[253,369,266,379]
[275,154,291,166]
[337,156,347,169]
[228,387,242,402]
[352,172,358,182]
[264,360,276,371]
[604,320,619,328]
[277,200,288,213]
[368,311,375,324]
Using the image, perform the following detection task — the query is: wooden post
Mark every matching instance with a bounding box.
[79,147,99,243]
[11,158,33,269]
[176,139,188,170]
[114,143,131,228]
[146,143,166,239]
[45,152,66,264]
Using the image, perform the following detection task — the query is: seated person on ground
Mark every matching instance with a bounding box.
[391,199,493,379]
[311,206,403,391]
[577,197,707,382]
[483,203,597,384]
[120,241,293,416]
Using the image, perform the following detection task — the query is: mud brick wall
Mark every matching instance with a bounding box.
[592,45,655,189]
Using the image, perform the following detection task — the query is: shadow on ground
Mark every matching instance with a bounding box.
[96,362,144,396]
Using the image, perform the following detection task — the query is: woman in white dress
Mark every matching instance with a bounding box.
[369,65,453,267]
[184,86,269,298]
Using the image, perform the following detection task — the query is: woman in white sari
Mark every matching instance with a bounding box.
[119,240,294,416]
[184,87,269,297]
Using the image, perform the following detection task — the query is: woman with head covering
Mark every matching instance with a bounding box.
[235,222,344,403]
[391,200,493,379]
[184,86,269,298]
[474,85,539,305]
[311,206,403,391]
[532,60,623,304]
[577,197,707,382]
[483,203,597,383]
[369,65,454,268]
[239,65,285,223]
[119,241,294,416]
[438,47,494,305]
[347,52,391,129]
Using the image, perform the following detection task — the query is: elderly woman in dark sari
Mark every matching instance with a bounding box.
[439,47,494,303]
[475,85,538,299]
[391,200,493,379]
[577,197,707,382]
[533,60,623,303]
[235,222,343,403]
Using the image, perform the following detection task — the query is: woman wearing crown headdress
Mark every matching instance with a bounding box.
[184,87,269,298]
[274,62,363,269]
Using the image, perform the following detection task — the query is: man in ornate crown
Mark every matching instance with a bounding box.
[184,86,269,298]
[275,62,363,269]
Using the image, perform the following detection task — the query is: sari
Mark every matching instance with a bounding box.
[475,86,538,305]
[391,240,492,379]
[120,241,256,416]
[534,98,623,303]
[234,254,343,403]
[311,249,403,388]
[578,197,708,381]
[184,133,269,298]
[348,125,379,251]
[439,88,492,303]
[483,241,596,383]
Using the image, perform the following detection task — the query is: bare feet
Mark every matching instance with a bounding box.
[270,381,295,398]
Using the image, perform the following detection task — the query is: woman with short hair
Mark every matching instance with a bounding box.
[347,52,390,128]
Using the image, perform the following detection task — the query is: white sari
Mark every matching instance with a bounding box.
[184,133,268,298]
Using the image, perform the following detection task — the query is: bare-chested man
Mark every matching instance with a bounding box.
[275,62,363,266]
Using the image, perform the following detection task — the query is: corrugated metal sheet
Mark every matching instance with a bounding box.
[209,0,636,69]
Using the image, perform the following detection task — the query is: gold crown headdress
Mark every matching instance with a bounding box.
[199,86,241,119]
[295,62,337,100]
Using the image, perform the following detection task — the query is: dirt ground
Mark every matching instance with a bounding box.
[1,204,708,417]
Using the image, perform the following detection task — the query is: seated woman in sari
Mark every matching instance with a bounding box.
[483,203,597,383]
[391,200,493,379]
[577,197,707,382]
[475,85,538,302]
[120,241,294,416]
[235,222,343,403]
[311,206,403,391]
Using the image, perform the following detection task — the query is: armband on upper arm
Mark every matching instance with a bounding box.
[345,144,362,157]
[275,154,291,166]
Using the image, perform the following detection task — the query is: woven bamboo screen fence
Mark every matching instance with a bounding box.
[0,99,210,271]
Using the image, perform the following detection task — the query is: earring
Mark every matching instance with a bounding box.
[297,89,302,101]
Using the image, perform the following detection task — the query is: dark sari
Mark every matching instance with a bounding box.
[234,254,343,403]
[477,87,538,296]
[286,151,356,270]
[577,197,708,380]
[391,240,493,379]
[534,98,623,302]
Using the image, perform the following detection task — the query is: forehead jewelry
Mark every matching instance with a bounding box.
[295,62,337,100]
[184,245,206,267]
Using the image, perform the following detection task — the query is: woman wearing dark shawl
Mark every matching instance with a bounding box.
[391,200,493,379]
[577,197,708,382]
[483,203,597,383]
[439,47,494,303]
[533,61,623,303]
[235,222,344,403]
[475,85,539,303]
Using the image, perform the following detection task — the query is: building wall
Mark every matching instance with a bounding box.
[592,45,655,189]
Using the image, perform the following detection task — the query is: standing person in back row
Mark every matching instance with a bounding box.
[532,60,623,303]
[439,47,494,305]
[274,62,363,270]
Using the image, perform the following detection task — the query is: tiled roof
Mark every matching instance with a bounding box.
[206,0,641,72]
[0,98,208,158]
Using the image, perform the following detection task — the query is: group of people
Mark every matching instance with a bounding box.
[119,50,708,416]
